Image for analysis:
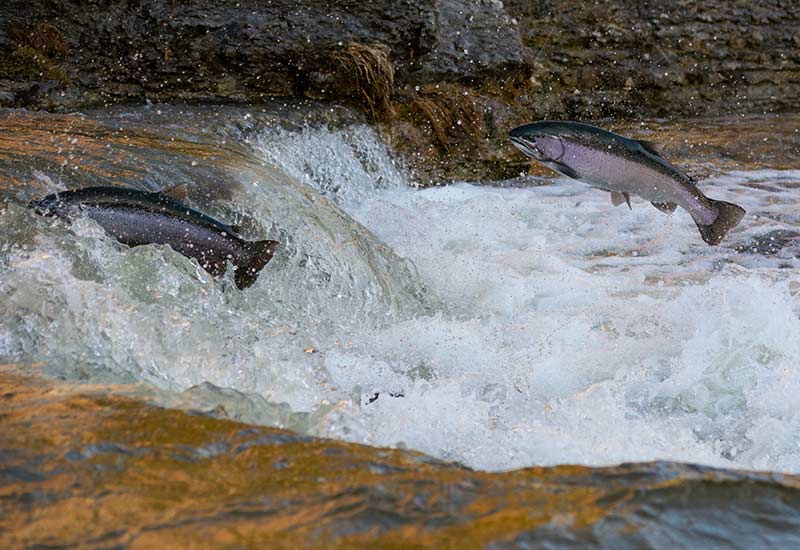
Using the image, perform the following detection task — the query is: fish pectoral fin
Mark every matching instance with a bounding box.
[610,191,632,210]
[638,140,664,158]
[550,161,580,180]
[162,184,189,202]
[651,201,677,214]
[229,224,243,234]
[610,191,628,208]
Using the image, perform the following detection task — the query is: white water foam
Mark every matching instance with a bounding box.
[257,125,800,472]
[5,112,800,473]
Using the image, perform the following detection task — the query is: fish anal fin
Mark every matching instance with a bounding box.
[611,191,632,209]
[203,259,228,278]
[651,201,677,214]
[162,184,189,202]
[638,140,664,158]
[234,240,279,290]
[610,191,632,210]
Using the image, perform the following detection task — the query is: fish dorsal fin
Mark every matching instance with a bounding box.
[162,184,189,201]
[611,191,632,210]
[638,140,664,158]
[651,201,677,214]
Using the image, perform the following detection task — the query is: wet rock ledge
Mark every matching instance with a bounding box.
[1,1,799,181]
[3,368,800,548]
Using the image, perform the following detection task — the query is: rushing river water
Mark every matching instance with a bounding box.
[0,106,800,544]
[2,105,800,482]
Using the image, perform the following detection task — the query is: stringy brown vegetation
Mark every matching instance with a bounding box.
[406,83,483,152]
[330,43,394,121]
[317,43,499,181]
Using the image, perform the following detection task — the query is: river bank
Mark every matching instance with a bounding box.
[1,1,799,182]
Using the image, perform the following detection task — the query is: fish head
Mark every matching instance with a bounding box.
[29,193,68,217]
[509,123,565,163]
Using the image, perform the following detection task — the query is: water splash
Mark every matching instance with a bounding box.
[3,107,800,474]
[254,123,409,208]
[321,171,800,471]
[0,109,431,412]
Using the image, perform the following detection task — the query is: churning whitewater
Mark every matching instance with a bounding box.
[265,123,800,472]
[3,109,800,473]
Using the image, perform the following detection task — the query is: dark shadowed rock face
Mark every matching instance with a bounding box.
[505,0,800,119]
[409,0,525,82]
[1,1,798,182]
[1,0,797,118]
[0,0,525,109]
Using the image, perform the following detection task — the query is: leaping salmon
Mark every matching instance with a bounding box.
[31,186,279,289]
[509,121,745,245]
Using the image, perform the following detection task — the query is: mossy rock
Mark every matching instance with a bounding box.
[0,45,71,85]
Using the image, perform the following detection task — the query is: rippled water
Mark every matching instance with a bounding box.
[2,106,800,475]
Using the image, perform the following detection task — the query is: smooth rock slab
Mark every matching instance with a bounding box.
[2,368,800,548]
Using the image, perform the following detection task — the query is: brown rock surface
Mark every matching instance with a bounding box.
[3,366,800,548]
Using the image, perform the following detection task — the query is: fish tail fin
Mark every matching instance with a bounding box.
[234,240,279,289]
[695,199,745,246]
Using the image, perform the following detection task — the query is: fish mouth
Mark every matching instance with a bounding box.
[509,135,523,148]
[509,135,545,161]
[508,123,535,140]
[29,199,51,216]
[29,197,58,216]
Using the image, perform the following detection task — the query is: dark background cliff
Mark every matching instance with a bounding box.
[1,0,799,181]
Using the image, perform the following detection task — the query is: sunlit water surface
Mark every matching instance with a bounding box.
[2,106,800,473]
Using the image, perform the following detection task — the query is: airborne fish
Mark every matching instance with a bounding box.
[509,121,745,245]
[31,186,279,289]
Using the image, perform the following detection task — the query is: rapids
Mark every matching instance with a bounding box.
[2,105,800,473]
